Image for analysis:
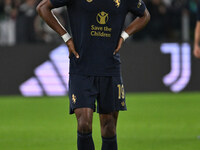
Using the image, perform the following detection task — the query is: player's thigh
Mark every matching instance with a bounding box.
[75,108,94,121]
[75,108,94,132]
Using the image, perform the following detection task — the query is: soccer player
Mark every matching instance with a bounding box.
[194,1,200,59]
[37,0,150,149]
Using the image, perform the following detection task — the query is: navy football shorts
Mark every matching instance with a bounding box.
[68,74,127,114]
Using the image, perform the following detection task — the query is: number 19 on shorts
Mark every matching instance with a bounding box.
[117,84,125,99]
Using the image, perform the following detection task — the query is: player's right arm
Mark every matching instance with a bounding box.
[36,0,79,58]
[194,21,200,59]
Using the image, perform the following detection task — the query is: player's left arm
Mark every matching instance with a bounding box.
[114,8,150,54]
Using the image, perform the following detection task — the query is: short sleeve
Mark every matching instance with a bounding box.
[50,0,71,8]
[127,0,146,17]
[198,2,200,21]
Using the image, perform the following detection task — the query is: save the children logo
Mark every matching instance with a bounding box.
[90,11,112,38]
[96,11,109,25]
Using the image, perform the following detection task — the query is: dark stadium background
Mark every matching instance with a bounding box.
[0,1,200,150]
[0,0,200,94]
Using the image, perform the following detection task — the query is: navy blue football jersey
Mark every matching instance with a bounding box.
[50,0,146,76]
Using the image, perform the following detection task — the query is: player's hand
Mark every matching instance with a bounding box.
[66,39,79,59]
[113,37,124,55]
[194,45,200,59]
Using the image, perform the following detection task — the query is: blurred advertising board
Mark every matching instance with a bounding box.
[0,42,199,96]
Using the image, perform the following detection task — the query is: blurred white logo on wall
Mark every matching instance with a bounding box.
[161,43,191,93]
[19,45,69,96]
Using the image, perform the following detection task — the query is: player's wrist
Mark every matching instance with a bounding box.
[61,32,72,43]
[121,31,129,41]
[66,38,73,46]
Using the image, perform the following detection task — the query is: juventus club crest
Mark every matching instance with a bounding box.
[113,0,120,8]
[86,0,93,2]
